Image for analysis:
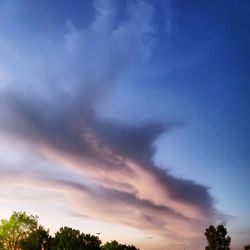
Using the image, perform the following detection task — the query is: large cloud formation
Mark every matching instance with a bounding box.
[0,0,216,249]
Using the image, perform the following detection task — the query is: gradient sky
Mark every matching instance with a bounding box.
[0,1,249,250]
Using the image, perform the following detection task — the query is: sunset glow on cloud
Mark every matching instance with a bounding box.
[0,1,249,250]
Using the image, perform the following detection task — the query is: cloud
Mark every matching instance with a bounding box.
[0,0,216,248]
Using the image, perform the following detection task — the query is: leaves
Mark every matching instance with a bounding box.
[51,226,102,250]
[102,240,139,250]
[0,211,38,250]
[1,211,141,250]
[20,226,52,250]
[204,225,231,250]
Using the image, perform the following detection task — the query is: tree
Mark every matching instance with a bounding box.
[102,240,121,250]
[244,245,250,250]
[122,245,139,250]
[81,233,102,250]
[51,226,83,250]
[204,225,231,250]
[0,211,38,250]
[51,226,101,250]
[20,225,52,250]
[102,240,139,250]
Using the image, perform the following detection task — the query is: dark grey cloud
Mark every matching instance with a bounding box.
[154,167,213,213]
[51,177,190,220]
[0,86,214,217]
[38,175,194,232]
[93,118,214,214]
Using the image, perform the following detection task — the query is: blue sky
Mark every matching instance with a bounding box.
[0,1,249,250]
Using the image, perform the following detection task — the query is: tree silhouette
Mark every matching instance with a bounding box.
[0,211,141,250]
[20,225,52,250]
[102,240,121,250]
[82,233,102,250]
[0,211,38,250]
[244,245,250,250]
[51,226,101,250]
[204,225,231,250]
[102,240,139,250]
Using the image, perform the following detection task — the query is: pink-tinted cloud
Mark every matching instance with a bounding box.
[0,1,217,249]
[0,87,216,249]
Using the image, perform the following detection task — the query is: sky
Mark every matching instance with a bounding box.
[0,0,249,250]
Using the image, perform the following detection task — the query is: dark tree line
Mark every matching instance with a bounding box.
[0,211,249,250]
[0,211,139,250]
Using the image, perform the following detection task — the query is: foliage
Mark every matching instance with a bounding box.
[102,240,139,250]
[102,240,121,250]
[81,233,102,250]
[204,225,231,250]
[0,211,38,250]
[51,226,102,250]
[20,225,52,250]
[244,245,250,250]
[0,211,143,250]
